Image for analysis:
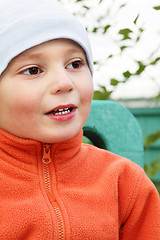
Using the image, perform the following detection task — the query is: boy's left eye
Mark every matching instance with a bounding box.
[66,60,83,70]
[21,67,42,75]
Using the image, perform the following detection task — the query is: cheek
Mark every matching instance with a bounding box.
[77,76,93,121]
[80,78,93,104]
[0,76,44,137]
[5,87,42,119]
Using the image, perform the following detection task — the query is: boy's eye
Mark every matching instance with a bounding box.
[21,67,42,75]
[66,60,83,70]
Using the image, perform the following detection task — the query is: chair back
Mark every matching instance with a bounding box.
[83,100,144,168]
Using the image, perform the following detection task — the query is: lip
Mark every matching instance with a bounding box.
[45,104,77,122]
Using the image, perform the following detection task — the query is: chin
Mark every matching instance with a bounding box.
[37,131,79,143]
[31,124,83,143]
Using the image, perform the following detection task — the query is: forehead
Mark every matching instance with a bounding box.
[14,39,86,60]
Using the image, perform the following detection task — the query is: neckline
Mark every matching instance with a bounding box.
[0,128,83,167]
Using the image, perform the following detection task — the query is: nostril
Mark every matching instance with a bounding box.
[55,85,73,94]
[69,87,73,92]
[56,88,73,94]
[56,89,61,94]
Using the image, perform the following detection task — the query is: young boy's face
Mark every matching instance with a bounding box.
[0,39,93,143]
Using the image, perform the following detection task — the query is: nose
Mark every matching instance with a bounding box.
[49,69,74,94]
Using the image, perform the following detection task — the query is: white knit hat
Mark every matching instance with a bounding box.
[0,0,93,75]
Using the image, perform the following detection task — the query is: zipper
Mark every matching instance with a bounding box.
[42,143,65,240]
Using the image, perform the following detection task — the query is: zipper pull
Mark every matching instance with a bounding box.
[42,143,52,164]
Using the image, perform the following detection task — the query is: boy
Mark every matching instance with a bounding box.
[0,0,159,239]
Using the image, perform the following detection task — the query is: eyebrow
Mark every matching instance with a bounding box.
[14,45,86,64]
[65,47,85,55]
[64,47,87,61]
[20,52,44,60]
[27,46,85,58]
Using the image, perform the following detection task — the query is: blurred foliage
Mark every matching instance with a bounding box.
[153,6,160,10]
[144,131,160,149]
[144,132,160,181]
[155,182,160,194]
[93,85,112,100]
[144,157,160,179]
[58,0,160,101]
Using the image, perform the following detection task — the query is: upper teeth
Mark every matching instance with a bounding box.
[59,108,69,111]
[54,108,71,115]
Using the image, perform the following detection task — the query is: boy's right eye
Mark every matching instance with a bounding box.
[20,66,42,75]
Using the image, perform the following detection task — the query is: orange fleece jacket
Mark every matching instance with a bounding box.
[0,128,159,240]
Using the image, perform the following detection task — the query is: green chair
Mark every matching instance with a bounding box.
[83,100,144,168]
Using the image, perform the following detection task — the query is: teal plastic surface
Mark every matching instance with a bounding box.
[83,100,144,168]
[129,107,160,180]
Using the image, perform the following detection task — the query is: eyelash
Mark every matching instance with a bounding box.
[19,59,84,76]
[20,66,42,75]
[66,60,84,70]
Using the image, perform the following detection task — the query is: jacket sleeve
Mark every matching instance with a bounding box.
[119,166,160,240]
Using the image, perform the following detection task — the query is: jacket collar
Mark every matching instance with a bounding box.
[0,128,83,168]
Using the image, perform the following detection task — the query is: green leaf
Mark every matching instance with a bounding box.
[153,6,160,10]
[120,4,126,8]
[120,46,127,51]
[150,57,160,65]
[93,61,99,65]
[136,27,144,42]
[119,28,133,40]
[103,25,111,34]
[135,61,146,75]
[110,79,119,86]
[93,86,112,100]
[123,70,132,79]
[107,54,113,58]
[139,27,144,33]
[136,36,140,42]
[144,131,160,148]
[83,5,90,10]
[92,27,98,33]
[134,14,139,24]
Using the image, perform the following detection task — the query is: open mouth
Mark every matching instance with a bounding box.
[46,107,75,116]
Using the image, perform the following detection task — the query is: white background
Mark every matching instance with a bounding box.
[61,0,160,99]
